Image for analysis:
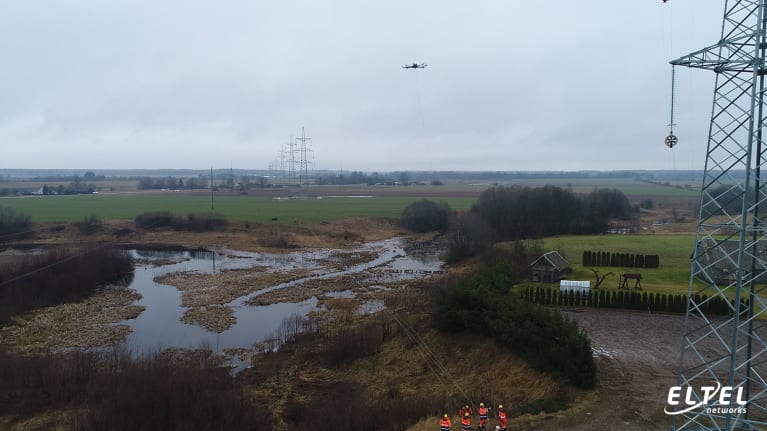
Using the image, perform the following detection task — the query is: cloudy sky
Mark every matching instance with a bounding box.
[1,1,721,171]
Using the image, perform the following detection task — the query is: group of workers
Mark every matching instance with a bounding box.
[439,403,507,431]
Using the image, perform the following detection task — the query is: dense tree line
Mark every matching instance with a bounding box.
[436,263,596,389]
[400,200,452,233]
[0,246,133,323]
[137,176,209,190]
[473,186,633,241]
[315,171,398,185]
[445,186,634,261]
[523,286,737,316]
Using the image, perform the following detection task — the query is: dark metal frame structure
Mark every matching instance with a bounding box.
[672,1,767,429]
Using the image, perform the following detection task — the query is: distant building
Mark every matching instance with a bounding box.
[696,238,767,284]
[528,251,571,282]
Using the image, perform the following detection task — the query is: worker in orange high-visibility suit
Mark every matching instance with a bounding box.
[440,413,451,431]
[461,412,472,431]
[497,404,507,431]
[459,404,473,418]
[477,402,488,430]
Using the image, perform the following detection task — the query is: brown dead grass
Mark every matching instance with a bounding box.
[181,305,236,333]
[0,409,84,431]
[246,315,567,431]
[0,287,144,353]
[315,249,379,271]
[353,328,559,403]
[246,272,370,306]
[23,216,403,254]
[155,267,312,307]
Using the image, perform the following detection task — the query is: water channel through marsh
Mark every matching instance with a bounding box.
[120,238,442,358]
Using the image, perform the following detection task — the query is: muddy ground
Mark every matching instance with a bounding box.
[521,309,683,431]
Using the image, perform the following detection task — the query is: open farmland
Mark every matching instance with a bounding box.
[0,194,474,224]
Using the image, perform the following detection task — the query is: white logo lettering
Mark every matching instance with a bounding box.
[663,383,741,416]
[667,386,681,406]
[719,386,732,405]
[735,386,747,406]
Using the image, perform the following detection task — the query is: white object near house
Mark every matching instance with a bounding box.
[559,280,590,295]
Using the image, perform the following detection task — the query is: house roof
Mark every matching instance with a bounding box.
[528,251,570,270]
[696,238,767,280]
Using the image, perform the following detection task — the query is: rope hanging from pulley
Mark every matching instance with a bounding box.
[666,65,678,149]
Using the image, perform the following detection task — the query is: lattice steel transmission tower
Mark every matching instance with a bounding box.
[296,126,313,187]
[671,1,767,430]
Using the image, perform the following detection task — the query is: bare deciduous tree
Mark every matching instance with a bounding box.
[589,268,614,289]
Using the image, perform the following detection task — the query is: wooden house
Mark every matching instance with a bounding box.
[528,251,571,282]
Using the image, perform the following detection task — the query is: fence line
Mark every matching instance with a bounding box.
[521,286,740,316]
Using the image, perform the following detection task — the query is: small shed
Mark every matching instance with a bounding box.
[528,251,571,282]
[560,280,590,295]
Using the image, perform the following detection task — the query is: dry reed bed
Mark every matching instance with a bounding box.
[246,272,368,306]
[315,249,380,271]
[155,267,312,307]
[0,287,144,352]
[181,305,236,333]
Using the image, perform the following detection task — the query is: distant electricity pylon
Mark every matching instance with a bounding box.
[295,126,313,188]
[671,1,767,430]
[270,130,314,187]
[287,134,296,185]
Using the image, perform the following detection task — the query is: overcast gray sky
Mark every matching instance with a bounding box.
[0,1,721,171]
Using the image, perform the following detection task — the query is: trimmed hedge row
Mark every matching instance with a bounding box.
[522,286,738,315]
[582,250,660,268]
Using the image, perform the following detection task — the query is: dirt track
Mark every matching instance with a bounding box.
[527,309,684,430]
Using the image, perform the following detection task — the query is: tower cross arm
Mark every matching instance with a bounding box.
[670,37,762,72]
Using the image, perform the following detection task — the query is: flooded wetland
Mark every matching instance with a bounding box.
[0,236,443,367]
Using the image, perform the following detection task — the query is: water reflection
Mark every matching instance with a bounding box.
[119,238,442,360]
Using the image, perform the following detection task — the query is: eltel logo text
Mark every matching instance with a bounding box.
[664,383,747,416]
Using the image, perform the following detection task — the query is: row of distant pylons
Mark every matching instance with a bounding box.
[267,126,314,187]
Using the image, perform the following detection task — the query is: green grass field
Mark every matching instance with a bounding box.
[0,194,475,224]
[538,234,697,295]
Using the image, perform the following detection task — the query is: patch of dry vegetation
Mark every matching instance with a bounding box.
[315,249,380,271]
[132,257,188,267]
[246,272,368,306]
[23,216,401,255]
[246,271,411,307]
[155,267,312,307]
[222,347,251,362]
[0,409,84,431]
[181,305,236,333]
[0,287,144,353]
[244,307,569,431]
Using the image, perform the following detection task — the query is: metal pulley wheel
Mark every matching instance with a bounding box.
[665,133,678,148]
